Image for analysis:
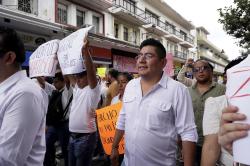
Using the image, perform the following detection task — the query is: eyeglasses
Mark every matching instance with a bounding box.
[135,53,156,61]
[193,66,211,73]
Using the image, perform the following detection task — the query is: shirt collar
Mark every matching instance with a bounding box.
[191,81,216,89]
[0,70,27,94]
[136,73,169,89]
[157,73,169,89]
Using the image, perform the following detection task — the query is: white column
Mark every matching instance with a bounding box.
[139,27,147,41]
[104,12,114,37]
[128,27,133,43]
[67,4,76,26]
[85,10,93,26]
[3,0,18,10]
[38,0,55,22]
[161,37,168,52]
[118,24,123,40]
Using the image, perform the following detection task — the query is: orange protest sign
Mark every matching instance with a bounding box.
[96,102,125,155]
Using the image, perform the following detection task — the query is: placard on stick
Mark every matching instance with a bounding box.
[96,102,125,155]
[57,26,93,75]
[29,39,60,77]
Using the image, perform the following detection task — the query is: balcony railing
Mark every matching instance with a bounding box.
[183,35,194,44]
[113,0,147,21]
[174,50,187,60]
[113,0,193,44]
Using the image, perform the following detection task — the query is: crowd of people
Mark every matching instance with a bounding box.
[0,27,249,166]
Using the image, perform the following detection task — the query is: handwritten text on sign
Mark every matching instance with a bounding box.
[29,40,60,77]
[96,102,125,155]
[57,26,93,75]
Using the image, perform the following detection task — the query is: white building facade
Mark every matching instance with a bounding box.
[0,0,197,74]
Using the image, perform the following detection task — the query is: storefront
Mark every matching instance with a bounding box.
[112,49,138,73]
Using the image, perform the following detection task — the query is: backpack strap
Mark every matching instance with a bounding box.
[62,94,73,119]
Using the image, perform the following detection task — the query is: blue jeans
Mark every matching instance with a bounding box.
[44,122,69,166]
[68,132,96,166]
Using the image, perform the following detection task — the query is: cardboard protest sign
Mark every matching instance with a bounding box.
[29,39,60,78]
[57,26,93,75]
[97,67,107,78]
[226,55,250,165]
[96,102,125,155]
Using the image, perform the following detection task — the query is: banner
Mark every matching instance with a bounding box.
[29,39,60,77]
[96,102,125,155]
[57,26,93,75]
[164,53,174,77]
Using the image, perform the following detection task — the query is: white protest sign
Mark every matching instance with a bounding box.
[29,39,60,78]
[57,26,93,75]
[226,55,250,165]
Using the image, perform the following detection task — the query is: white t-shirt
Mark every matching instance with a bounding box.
[33,79,56,97]
[0,71,48,165]
[69,83,101,133]
[203,95,233,166]
[111,94,121,105]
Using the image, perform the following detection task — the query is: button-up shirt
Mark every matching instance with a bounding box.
[188,82,225,145]
[0,71,48,166]
[116,74,197,166]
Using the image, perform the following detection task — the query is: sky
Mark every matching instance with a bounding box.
[165,0,242,60]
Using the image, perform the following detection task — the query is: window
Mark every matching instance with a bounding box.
[77,10,85,27]
[145,10,159,26]
[114,23,119,38]
[180,30,187,40]
[132,30,138,44]
[124,27,128,41]
[92,16,100,33]
[57,3,67,24]
[18,0,32,13]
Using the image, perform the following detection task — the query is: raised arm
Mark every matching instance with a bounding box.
[177,58,194,87]
[82,39,97,89]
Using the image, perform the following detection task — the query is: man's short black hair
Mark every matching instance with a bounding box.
[0,27,25,63]
[223,55,248,75]
[108,68,119,80]
[195,59,214,71]
[54,72,64,82]
[75,70,87,78]
[139,38,166,59]
[119,72,133,82]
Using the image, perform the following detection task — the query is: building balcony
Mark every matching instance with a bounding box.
[174,50,187,60]
[165,29,183,43]
[110,0,148,25]
[143,17,171,36]
[68,0,112,10]
[0,5,66,37]
[180,35,194,48]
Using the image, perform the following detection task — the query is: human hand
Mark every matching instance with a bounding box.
[218,106,250,153]
[185,58,194,68]
[110,147,119,166]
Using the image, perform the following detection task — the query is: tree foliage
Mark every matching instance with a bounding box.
[218,0,250,48]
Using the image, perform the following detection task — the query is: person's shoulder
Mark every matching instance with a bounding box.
[168,77,189,91]
[125,77,139,89]
[215,82,226,89]
[16,76,44,97]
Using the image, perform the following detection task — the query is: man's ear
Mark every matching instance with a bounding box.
[3,51,16,65]
[161,57,167,68]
